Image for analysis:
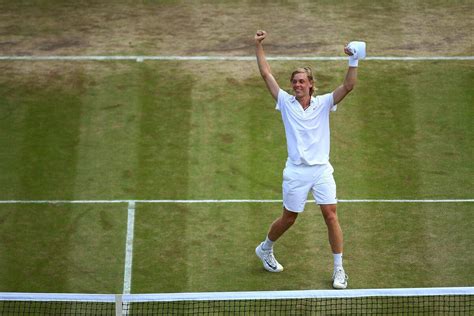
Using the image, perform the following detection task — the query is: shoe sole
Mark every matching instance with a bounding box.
[332,282,347,289]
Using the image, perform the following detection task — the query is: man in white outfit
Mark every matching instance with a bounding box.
[254,30,365,289]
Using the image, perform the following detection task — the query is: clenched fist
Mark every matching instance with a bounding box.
[255,30,267,43]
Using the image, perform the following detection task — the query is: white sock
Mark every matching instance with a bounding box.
[262,236,274,250]
[333,253,343,270]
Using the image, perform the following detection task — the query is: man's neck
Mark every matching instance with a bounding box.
[296,95,311,109]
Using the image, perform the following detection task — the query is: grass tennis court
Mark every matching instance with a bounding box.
[1,202,472,293]
[0,0,473,296]
[1,61,472,200]
[0,203,127,293]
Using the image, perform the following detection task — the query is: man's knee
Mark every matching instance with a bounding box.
[283,207,298,226]
[320,204,338,224]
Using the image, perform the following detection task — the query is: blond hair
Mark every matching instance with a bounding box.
[290,67,315,96]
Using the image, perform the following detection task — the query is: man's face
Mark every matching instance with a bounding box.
[291,73,312,98]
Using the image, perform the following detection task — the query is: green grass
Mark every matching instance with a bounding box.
[132,202,474,293]
[0,203,127,293]
[332,61,474,199]
[0,201,472,293]
[1,61,472,200]
[0,59,472,294]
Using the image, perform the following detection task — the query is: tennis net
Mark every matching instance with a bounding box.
[0,287,472,315]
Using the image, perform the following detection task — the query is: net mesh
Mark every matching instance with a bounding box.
[0,288,472,315]
[0,300,114,316]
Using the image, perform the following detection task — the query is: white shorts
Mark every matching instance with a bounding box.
[282,161,337,212]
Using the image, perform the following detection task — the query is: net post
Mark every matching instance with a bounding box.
[115,294,123,316]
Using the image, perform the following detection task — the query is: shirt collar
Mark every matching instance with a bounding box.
[290,95,316,105]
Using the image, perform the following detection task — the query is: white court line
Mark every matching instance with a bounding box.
[0,199,473,204]
[123,201,135,295]
[0,55,473,62]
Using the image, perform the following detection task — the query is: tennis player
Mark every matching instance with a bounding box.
[254,30,365,289]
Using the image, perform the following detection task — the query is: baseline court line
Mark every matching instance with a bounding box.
[0,55,473,62]
[0,199,473,204]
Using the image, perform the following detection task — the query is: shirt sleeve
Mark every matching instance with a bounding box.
[275,89,289,111]
[319,92,337,112]
[330,92,338,112]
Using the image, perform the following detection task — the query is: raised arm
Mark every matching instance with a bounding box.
[255,30,280,101]
[333,45,358,105]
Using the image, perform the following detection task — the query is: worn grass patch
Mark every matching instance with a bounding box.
[0,0,472,56]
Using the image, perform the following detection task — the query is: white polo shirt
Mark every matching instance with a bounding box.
[276,89,337,165]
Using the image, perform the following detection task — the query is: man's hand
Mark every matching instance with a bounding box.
[345,41,366,67]
[255,30,267,44]
[344,45,353,56]
[344,44,357,67]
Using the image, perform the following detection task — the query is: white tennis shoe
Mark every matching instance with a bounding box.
[255,243,284,272]
[332,267,348,289]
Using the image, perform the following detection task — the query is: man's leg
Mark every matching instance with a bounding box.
[257,161,307,272]
[267,207,298,242]
[320,204,343,254]
[320,204,348,289]
[256,207,298,272]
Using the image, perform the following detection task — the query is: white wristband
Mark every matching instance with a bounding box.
[348,56,358,67]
